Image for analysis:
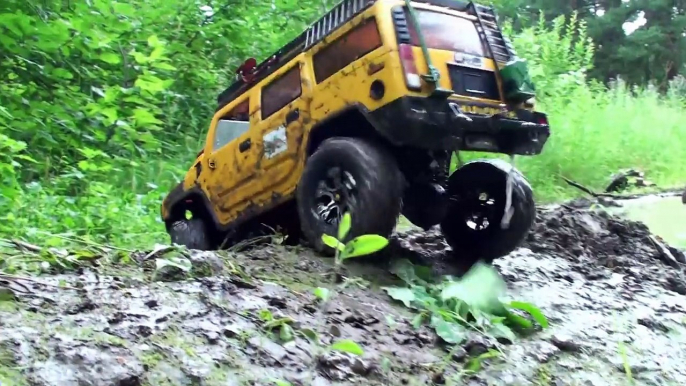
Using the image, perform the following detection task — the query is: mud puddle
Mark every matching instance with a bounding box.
[1,198,686,386]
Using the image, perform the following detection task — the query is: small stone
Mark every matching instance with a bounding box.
[450,346,468,361]
[431,372,446,384]
[248,336,288,361]
[531,341,560,363]
[205,331,220,344]
[637,317,670,333]
[144,299,159,309]
[351,358,371,375]
[222,325,241,338]
[550,334,583,352]
[464,335,495,356]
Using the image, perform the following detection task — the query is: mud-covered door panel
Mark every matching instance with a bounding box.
[250,62,307,208]
[203,97,260,220]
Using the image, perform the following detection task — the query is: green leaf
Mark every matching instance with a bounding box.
[0,288,16,302]
[330,339,364,356]
[338,212,351,240]
[411,313,425,329]
[313,287,330,302]
[389,258,419,284]
[148,46,165,61]
[488,323,516,343]
[279,324,294,342]
[154,257,192,273]
[147,35,161,48]
[382,287,415,308]
[505,312,533,329]
[99,52,121,64]
[430,315,466,344]
[52,68,73,79]
[340,234,388,260]
[300,328,318,342]
[321,234,344,251]
[465,349,500,374]
[507,301,549,328]
[271,379,293,386]
[152,62,177,71]
[440,262,507,314]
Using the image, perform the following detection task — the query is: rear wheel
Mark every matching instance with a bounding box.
[168,217,213,250]
[297,137,403,255]
[440,161,535,267]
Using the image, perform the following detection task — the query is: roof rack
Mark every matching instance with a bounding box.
[216,0,376,110]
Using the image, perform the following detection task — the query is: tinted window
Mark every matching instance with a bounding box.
[313,18,382,83]
[406,10,487,57]
[213,99,250,150]
[261,66,302,118]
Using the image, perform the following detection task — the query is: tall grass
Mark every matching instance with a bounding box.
[517,82,686,201]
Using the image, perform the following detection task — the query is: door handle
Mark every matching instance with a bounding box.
[239,139,251,152]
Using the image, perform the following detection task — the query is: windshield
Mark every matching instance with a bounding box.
[405,9,488,57]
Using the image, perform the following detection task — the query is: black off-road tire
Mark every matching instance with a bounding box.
[440,161,536,266]
[168,218,213,250]
[297,137,403,255]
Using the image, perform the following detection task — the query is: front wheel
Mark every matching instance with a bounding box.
[168,218,213,250]
[440,160,536,267]
[296,137,403,255]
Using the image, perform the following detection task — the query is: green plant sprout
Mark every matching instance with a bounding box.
[321,212,389,265]
[382,258,549,375]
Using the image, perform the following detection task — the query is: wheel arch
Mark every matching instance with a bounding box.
[162,183,219,231]
[304,104,395,158]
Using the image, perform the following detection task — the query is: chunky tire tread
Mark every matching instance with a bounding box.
[297,137,403,255]
[169,218,213,250]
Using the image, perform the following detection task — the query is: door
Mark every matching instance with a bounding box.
[203,95,261,224]
[249,61,309,209]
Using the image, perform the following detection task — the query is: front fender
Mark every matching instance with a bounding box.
[160,182,187,222]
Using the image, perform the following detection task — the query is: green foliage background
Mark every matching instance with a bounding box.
[1,0,685,248]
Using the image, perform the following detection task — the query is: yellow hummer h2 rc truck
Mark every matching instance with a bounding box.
[160,0,550,266]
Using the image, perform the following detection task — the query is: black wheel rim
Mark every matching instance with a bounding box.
[314,166,357,227]
[451,187,501,232]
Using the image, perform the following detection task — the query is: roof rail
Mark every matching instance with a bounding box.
[216,0,375,110]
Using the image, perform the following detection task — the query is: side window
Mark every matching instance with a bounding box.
[313,18,382,83]
[213,99,250,151]
[261,66,302,119]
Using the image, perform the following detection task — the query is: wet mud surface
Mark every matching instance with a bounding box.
[2,197,686,386]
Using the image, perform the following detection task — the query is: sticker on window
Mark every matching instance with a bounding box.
[263,125,287,159]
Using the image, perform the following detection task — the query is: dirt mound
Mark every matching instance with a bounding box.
[525,205,684,265]
[523,205,686,293]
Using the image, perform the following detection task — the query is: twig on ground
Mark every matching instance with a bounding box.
[560,176,651,200]
[0,273,78,290]
[11,239,42,253]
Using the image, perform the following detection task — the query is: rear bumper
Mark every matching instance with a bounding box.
[367,96,550,155]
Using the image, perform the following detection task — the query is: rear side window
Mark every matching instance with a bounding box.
[406,10,487,57]
[213,99,250,151]
[262,65,302,118]
[313,18,383,83]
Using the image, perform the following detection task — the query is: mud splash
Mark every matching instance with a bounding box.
[1,201,685,386]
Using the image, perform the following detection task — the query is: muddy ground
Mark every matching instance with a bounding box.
[1,195,685,386]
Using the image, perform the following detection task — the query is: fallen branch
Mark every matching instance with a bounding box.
[560,176,654,200]
[0,273,78,291]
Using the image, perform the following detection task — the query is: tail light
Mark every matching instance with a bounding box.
[399,44,421,90]
[533,112,548,125]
